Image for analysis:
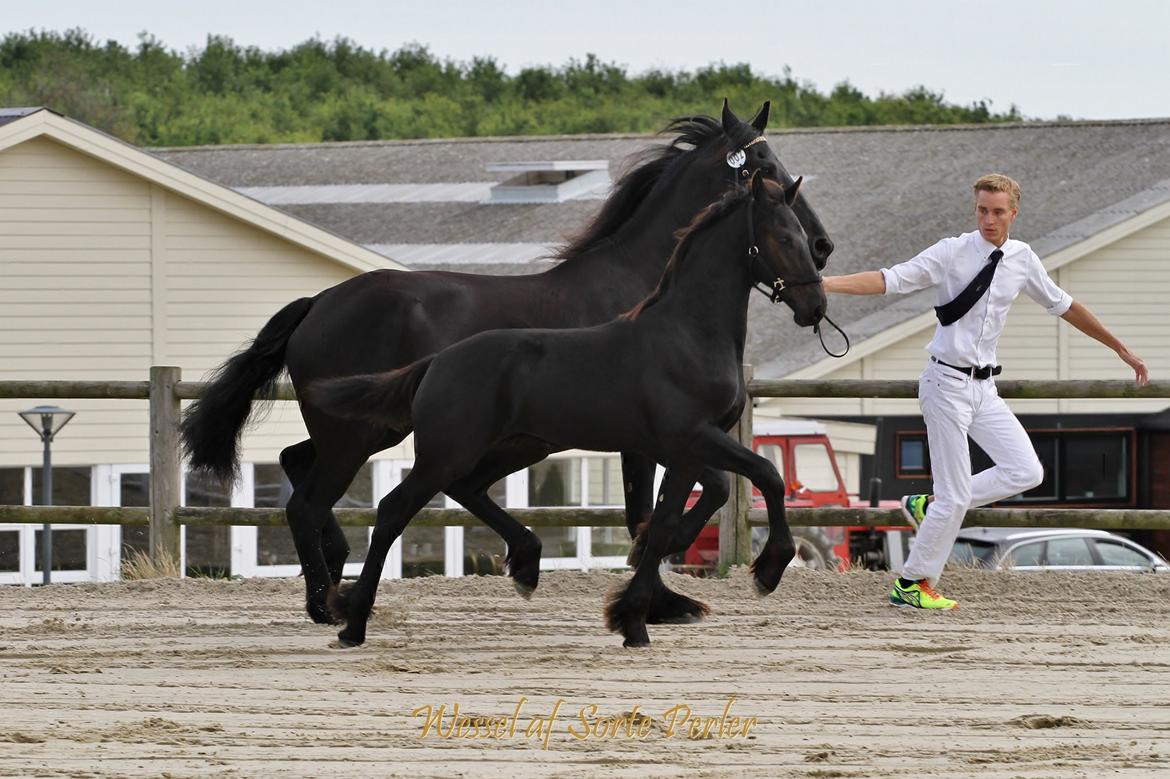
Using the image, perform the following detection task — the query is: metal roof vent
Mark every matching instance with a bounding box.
[486,160,610,203]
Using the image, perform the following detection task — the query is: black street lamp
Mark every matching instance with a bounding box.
[18,405,75,585]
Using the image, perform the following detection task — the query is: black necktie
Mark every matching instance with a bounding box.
[935,249,1003,326]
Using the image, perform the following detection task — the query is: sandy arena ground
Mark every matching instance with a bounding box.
[0,567,1168,778]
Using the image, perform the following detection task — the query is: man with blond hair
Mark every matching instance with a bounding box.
[824,174,1148,609]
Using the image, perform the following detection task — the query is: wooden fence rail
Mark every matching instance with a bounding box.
[2,367,1169,574]
[3,504,1169,532]
[6,378,1170,401]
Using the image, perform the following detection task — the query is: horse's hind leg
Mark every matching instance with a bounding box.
[447,489,542,596]
[285,442,377,625]
[332,465,447,647]
[279,438,316,490]
[443,443,552,595]
[281,439,349,585]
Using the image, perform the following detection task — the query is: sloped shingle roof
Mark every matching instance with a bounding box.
[153,119,1170,376]
[0,107,46,127]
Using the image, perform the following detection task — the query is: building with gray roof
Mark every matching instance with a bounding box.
[155,120,1170,543]
[155,119,1170,379]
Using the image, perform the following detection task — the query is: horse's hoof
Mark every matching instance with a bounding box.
[336,627,365,648]
[307,599,341,625]
[752,570,782,595]
[618,619,652,648]
[513,578,536,600]
[750,552,786,595]
[508,548,541,596]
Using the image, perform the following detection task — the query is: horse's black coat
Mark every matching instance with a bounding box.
[310,173,826,647]
[178,102,834,624]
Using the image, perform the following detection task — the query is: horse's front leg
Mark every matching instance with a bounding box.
[441,441,557,595]
[687,427,795,595]
[605,466,700,647]
[627,466,727,625]
[620,452,656,539]
[628,466,730,566]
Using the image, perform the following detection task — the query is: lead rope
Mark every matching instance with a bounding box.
[745,281,850,358]
[814,313,850,358]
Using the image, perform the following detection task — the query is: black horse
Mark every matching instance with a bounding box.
[309,172,825,647]
[179,101,834,625]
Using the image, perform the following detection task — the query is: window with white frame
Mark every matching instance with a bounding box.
[0,469,22,575]
[252,462,374,567]
[0,465,115,585]
[398,465,451,578]
[462,477,509,577]
[528,457,581,558]
[183,469,232,577]
[31,466,92,573]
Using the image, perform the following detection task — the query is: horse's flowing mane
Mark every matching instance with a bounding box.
[619,183,760,321]
[556,116,727,262]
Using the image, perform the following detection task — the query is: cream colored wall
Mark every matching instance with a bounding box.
[1060,218,1170,413]
[159,190,374,467]
[836,452,861,495]
[0,136,408,471]
[763,358,867,419]
[1,138,154,467]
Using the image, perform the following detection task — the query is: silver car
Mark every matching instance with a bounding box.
[950,527,1170,572]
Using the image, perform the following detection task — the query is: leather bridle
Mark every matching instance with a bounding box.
[743,184,851,359]
[744,194,823,305]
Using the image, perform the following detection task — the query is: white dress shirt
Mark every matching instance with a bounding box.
[880,230,1073,368]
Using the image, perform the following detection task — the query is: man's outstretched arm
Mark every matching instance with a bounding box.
[1060,300,1149,386]
[823,271,886,295]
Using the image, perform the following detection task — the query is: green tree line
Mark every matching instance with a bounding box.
[0,29,1022,146]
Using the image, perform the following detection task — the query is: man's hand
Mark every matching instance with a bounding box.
[1060,302,1149,386]
[1119,349,1149,387]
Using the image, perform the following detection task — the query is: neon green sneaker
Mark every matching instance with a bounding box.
[900,494,929,529]
[889,579,958,610]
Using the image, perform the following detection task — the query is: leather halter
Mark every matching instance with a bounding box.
[744,192,851,358]
[730,135,850,358]
[744,194,823,304]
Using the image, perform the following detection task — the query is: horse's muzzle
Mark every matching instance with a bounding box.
[794,303,826,329]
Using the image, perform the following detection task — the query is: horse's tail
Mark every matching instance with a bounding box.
[303,357,434,429]
[180,297,315,482]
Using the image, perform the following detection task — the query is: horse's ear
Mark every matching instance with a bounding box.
[749,101,770,133]
[751,169,769,201]
[721,98,739,134]
[783,176,803,207]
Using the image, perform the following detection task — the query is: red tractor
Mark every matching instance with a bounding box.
[679,421,910,572]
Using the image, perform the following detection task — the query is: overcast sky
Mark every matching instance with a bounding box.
[4,0,1168,121]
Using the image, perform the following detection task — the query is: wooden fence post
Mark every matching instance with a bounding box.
[718,364,754,569]
[149,366,182,568]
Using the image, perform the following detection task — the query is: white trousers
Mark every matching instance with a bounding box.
[901,360,1045,585]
